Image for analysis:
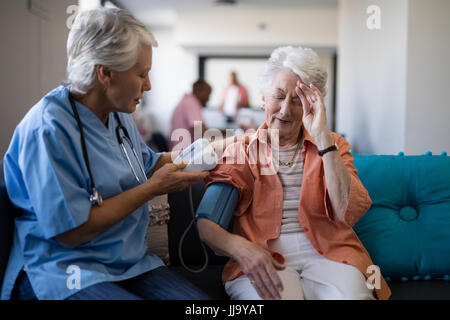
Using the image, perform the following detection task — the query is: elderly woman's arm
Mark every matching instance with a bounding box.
[154,133,253,171]
[197,218,285,300]
[314,130,351,223]
[296,82,352,225]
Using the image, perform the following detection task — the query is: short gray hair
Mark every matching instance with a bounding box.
[65,8,158,94]
[258,46,328,97]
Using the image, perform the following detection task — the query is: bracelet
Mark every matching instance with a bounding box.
[318,143,339,157]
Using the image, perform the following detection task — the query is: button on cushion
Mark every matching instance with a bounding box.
[399,206,418,221]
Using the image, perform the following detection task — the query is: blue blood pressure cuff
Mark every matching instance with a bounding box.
[195,183,239,230]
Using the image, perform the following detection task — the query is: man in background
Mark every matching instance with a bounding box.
[168,79,211,151]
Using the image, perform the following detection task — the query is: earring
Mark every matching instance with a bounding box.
[261,103,265,111]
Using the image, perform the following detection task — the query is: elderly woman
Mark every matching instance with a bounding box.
[197,46,391,300]
[1,8,216,300]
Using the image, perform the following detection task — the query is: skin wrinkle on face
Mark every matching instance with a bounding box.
[264,69,304,149]
[106,45,153,116]
[76,44,154,126]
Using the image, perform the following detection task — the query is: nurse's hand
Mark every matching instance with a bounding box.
[147,162,209,196]
[54,163,207,249]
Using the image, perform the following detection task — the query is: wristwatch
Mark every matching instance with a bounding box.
[318,143,339,157]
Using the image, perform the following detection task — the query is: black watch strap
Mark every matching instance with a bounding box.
[318,143,338,157]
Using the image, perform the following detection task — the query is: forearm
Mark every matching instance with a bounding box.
[197,218,243,258]
[210,132,252,157]
[315,131,351,223]
[54,182,156,248]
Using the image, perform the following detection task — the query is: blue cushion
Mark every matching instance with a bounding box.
[353,153,450,280]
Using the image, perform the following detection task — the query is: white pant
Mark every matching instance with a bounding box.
[225,232,375,300]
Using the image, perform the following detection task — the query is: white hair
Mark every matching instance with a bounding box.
[258,46,328,97]
[65,8,158,94]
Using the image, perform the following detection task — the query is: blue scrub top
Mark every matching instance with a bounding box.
[1,86,164,300]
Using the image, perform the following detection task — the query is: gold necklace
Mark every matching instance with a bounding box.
[278,132,303,167]
[278,142,301,167]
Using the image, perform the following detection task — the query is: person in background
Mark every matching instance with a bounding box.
[219,71,249,123]
[168,80,211,151]
[132,108,152,144]
[133,108,169,152]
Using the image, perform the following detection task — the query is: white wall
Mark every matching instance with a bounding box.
[143,27,198,137]
[142,6,339,138]
[404,0,450,155]
[175,7,338,48]
[336,0,408,154]
[0,0,76,156]
[0,3,339,152]
[337,0,450,155]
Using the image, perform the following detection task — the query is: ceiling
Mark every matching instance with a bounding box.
[115,0,338,12]
[113,0,338,28]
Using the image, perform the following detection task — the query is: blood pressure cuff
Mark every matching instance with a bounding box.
[195,182,238,231]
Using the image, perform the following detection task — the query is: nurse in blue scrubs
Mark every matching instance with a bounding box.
[1,8,212,300]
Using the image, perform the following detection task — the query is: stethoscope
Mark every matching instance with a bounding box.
[68,93,147,206]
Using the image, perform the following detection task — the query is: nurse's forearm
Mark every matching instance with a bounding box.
[54,182,156,248]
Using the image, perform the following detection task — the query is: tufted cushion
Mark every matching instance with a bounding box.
[146,194,171,266]
[353,153,450,281]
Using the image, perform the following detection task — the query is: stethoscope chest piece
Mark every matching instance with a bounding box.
[89,187,103,206]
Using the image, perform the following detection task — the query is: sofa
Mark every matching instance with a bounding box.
[166,152,450,300]
[1,152,450,300]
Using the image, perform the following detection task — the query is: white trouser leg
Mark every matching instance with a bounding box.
[225,232,374,300]
[287,232,375,300]
[300,257,375,300]
[224,266,304,300]
[225,233,305,300]
[224,275,262,300]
